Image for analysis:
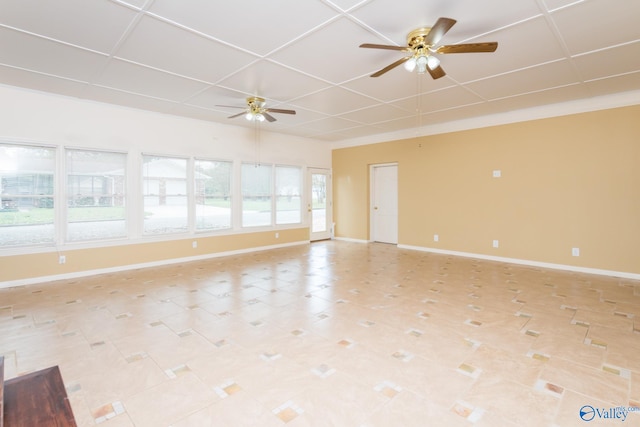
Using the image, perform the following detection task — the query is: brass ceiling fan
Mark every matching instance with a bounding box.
[217,96,296,122]
[360,17,498,79]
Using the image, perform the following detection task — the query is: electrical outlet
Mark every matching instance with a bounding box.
[492,170,501,178]
[275,232,279,239]
[572,247,580,257]
[59,255,66,264]
[492,240,499,248]
[433,234,439,242]
[192,241,197,249]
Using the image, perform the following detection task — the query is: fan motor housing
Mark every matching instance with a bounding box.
[407,27,433,49]
[247,96,265,114]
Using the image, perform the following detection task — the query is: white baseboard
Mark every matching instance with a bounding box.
[333,236,370,244]
[0,240,309,289]
[5,240,637,288]
[398,244,640,280]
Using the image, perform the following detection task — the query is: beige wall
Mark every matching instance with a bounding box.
[332,105,640,275]
[0,228,309,284]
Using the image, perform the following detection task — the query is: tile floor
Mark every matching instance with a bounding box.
[1,241,639,426]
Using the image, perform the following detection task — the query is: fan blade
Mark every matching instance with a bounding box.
[424,17,456,46]
[263,112,277,122]
[266,108,296,115]
[371,56,411,77]
[228,112,246,119]
[437,42,498,54]
[360,43,408,51]
[427,65,446,80]
[216,105,245,109]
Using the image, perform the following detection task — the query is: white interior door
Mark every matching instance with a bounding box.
[371,163,398,244]
[308,168,331,241]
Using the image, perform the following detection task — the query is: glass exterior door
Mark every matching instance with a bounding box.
[308,169,331,241]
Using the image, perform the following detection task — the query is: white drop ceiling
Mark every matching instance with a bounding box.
[1,0,639,142]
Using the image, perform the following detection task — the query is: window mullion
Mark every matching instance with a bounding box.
[56,146,66,246]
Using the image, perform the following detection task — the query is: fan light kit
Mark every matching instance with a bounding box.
[245,97,267,122]
[403,28,442,74]
[360,17,498,79]
[217,96,296,123]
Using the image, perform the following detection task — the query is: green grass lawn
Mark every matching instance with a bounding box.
[0,198,320,225]
[0,207,126,225]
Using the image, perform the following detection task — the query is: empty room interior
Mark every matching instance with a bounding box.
[1,1,639,426]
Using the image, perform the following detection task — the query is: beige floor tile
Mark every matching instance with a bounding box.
[463,376,560,427]
[171,396,282,427]
[364,389,471,427]
[462,344,545,387]
[530,330,605,368]
[123,371,217,427]
[540,356,629,405]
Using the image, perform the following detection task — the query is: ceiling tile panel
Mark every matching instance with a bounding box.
[0,65,88,99]
[585,72,640,98]
[184,86,255,111]
[114,15,258,83]
[465,59,578,100]
[328,0,368,12]
[94,59,210,101]
[343,64,456,103]
[81,85,180,115]
[478,83,591,114]
[573,41,640,81]
[116,0,147,8]
[371,114,432,134]
[439,16,566,83]
[165,104,223,123]
[0,0,138,53]
[215,60,331,104]
[541,0,584,12]
[392,86,485,114]
[291,86,377,115]
[269,17,386,84]
[271,108,330,128]
[420,102,502,126]
[0,27,109,81]
[352,0,542,45]
[147,0,338,56]
[551,0,640,55]
[339,104,414,125]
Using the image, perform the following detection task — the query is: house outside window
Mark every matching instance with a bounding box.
[66,149,127,242]
[194,159,232,231]
[275,166,302,225]
[241,163,272,227]
[142,155,188,235]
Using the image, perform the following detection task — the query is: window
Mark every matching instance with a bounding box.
[0,144,56,247]
[194,159,232,231]
[241,163,272,227]
[1,143,308,251]
[66,149,127,241]
[275,166,301,225]
[142,155,188,235]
